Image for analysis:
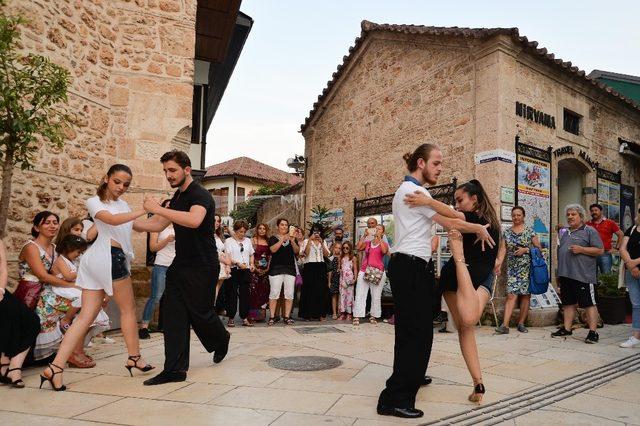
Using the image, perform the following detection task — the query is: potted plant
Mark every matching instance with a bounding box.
[597,272,627,325]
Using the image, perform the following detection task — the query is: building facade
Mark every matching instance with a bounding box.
[301,22,640,295]
[1,1,250,284]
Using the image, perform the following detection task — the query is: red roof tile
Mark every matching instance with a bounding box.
[300,20,640,132]
[203,156,303,186]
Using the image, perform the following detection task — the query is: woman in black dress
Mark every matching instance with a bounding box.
[405,179,500,403]
[298,224,330,320]
[0,239,41,389]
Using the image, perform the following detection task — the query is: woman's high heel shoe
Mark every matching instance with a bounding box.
[0,363,11,384]
[468,382,485,403]
[125,355,155,377]
[39,363,67,391]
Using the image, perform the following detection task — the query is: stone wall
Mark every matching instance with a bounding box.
[303,33,478,231]
[255,184,304,230]
[2,0,196,285]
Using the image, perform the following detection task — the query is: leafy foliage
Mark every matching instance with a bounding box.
[597,272,626,297]
[306,204,331,235]
[0,3,73,236]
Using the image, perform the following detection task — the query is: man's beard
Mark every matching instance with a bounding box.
[422,169,438,186]
[335,236,343,242]
[169,175,186,188]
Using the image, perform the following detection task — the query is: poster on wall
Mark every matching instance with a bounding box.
[516,143,551,264]
[620,185,635,232]
[597,169,621,225]
[315,208,347,241]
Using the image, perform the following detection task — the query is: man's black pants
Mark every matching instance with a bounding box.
[163,264,228,373]
[378,253,434,409]
[224,268,251,319]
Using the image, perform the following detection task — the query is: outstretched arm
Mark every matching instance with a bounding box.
[404,191,463,220]
[432,214,495,250]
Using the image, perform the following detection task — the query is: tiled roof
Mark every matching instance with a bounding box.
[300,20,640,132]
[203,156,303,186]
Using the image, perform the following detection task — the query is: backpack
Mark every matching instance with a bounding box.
[528,247,550,295]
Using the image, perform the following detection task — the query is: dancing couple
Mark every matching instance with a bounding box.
[377,143,499,419]
[40,150,229,391]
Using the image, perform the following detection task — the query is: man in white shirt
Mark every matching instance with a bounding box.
[377,144,494,419]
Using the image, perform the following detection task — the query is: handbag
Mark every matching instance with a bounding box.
[364,265,384,285]
[528,247,550,295]
[13,279,43,310]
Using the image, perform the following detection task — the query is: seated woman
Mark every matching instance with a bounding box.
[17,211,94,367]
[0,239,41,389]
[405,180,500,403]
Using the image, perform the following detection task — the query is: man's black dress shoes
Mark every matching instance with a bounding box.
[213,332,230,364]
[377,404,424,418]
[422,375,433,386]
[143,371,186,386]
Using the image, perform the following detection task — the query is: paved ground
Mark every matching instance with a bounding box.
[0,320,638,425]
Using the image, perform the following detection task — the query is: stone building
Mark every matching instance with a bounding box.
[300,21,640,318]
[1,0,251,283]
[202,156,302,215]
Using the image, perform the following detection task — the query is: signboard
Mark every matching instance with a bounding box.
[515,143,551,268]
[474,149,516,165]
[597,168,621,224]
[620,185,636,232]
[531,285,561,309]
[501,187,515,204]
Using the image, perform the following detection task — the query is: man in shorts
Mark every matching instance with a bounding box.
[552,204,604,344]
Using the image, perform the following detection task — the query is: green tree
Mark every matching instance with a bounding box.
[0,3,72,237]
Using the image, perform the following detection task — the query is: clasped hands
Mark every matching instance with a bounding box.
[143,195,162,214]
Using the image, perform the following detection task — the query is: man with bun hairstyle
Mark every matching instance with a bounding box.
[377,144,494,419]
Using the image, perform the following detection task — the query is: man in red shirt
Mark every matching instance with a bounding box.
[587,204,624,274]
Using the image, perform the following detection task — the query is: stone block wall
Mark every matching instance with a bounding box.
[2,0,196,285]
[304,33,478,231]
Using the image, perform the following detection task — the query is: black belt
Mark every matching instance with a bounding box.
[391,252,432,265]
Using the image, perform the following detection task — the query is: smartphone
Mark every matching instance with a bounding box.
[289,225,296,237]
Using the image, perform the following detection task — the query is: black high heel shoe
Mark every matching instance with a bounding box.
[468,382,485,403]
[125,355,155,377]
[6,367,25,388]
[39,363,67,391]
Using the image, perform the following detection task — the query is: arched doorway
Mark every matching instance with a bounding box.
[557,158,591,220]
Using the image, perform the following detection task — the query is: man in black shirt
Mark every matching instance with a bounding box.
[135,150,229,385]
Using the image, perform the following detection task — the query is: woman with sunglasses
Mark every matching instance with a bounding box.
[223,220,255,327]
[298,223,330,321]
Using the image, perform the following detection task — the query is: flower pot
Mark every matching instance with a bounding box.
[597,295,627,325]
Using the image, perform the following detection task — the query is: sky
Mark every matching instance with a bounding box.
[205,0,640,172]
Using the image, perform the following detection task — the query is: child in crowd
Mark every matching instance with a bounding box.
[339,241,358,320]
[327,242,342,319]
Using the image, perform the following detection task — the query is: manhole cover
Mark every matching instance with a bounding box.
[267,356,343,371]
[293,326,344,334]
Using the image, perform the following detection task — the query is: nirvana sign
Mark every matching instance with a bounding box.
[515,102,556,129]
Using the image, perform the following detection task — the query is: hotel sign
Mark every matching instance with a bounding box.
[515,102,556,129]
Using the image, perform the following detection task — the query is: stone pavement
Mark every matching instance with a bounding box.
[0,320,639,425]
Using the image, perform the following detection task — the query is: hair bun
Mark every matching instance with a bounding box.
[402,152,412,163]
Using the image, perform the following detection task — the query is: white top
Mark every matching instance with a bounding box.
[390,180,437,261]
[154,225,175,267]
[81,219,94,241]
[215,235,225,255]
[77,196,134,295]
[300,239,329,263]
[224,237,254,267]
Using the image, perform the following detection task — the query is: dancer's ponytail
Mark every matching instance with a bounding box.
[457,179,500,232]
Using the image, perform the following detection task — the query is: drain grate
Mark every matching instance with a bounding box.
[422,352,640,425]
[267,356,343,371]
[293,326,345,334]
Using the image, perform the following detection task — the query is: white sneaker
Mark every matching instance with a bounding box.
[619,336,640,348]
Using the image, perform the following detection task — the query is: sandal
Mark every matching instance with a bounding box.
[369,316,378,325]
[468,381,485,404]
[6,367,25,388]
[242,319,254,327]
[67,353,96,369]
[268,318,275,326]
[332,314,338,320]
[352,317,360,326]
[227,319,235,327]
[283,317,295,325]
[40,363,66,391]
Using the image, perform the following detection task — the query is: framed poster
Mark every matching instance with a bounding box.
[597,168,621,224]
[620,184,635,232]
[515,142,552,265]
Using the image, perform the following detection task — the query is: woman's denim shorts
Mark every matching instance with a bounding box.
[111,246,130,281]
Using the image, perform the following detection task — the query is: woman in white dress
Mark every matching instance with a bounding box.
[40,164,155,391]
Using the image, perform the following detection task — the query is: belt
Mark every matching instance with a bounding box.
[390,252,431,265]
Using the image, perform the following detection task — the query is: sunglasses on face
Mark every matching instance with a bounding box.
[342,247,350,251]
